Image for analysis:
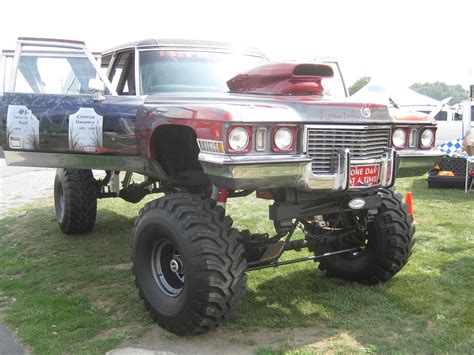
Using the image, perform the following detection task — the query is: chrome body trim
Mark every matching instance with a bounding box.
[3,150,162,176]
[135,47,141,96]
[198,152,311,165]
[102,39,268,58]
[199,148,396,191]
[397,148,443,159]
[0,50,5,94]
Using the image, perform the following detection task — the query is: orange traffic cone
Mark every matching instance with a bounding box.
[405,192,416,225]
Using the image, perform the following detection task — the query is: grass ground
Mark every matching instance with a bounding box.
[0,175,473,354]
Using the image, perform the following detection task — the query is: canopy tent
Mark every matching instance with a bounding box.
[351,82,441,108]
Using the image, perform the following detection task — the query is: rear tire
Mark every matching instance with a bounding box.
[54,168,97,234]
[311,189,415,284]
[132,193,247,335]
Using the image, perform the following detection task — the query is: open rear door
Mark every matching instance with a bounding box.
[1,37,145,171]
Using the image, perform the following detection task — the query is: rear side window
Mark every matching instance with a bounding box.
[14,55,96,94]
[108,51,135,95]
[434,111,447,121]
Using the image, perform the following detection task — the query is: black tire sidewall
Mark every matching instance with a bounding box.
[315,189,414,283]
[53,168,97,234]
[133,211,194,321]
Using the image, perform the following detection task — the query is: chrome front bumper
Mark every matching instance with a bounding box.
[199,148,397,191]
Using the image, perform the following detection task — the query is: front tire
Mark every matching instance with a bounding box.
[54,168,97,234]
[132,193,247,335]
[311,189,415,284]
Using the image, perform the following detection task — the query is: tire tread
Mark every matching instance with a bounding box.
[131,193,247,335]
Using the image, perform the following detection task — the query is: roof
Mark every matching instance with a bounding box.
[101,38,266,57]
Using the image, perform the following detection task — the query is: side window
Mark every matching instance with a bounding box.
[434,111,447,121]
[108,51,135,95]
[13,55,97,94]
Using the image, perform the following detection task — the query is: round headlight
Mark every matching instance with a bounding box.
[420,129,434,148]
[228,127,249,152]
[274,128,293,150]
[392,128,407,148]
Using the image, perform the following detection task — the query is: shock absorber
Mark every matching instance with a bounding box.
[211,185,229,209]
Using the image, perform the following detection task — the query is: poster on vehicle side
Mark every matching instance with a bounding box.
[6,105,40,150]
[68,107,103,152]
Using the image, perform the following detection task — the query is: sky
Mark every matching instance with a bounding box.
[1,0,473,89]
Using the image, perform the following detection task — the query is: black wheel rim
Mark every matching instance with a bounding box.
[346,238,368,257]
[151,240,185,297]
[341,223,376,259]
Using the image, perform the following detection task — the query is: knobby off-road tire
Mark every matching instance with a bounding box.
[311,188,415,284]
[131,193,247,335]
[54,168,97,234]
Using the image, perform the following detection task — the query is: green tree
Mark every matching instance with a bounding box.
[349,76,371,95]
[410,82,468,104]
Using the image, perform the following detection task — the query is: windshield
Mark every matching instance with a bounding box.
[139,50,267,94]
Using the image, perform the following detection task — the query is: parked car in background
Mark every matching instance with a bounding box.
[418,103,474,146]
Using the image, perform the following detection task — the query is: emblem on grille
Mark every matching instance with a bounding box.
[361,107,371,118]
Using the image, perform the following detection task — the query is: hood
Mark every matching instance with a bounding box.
[389,108,437,125]
[227,62,334,96]
[144,92,392,125]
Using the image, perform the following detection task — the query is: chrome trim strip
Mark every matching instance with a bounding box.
[0,51,5,94]
[2,51,99,59]
[380,148,397,187]
[135,46,141,96]
[255,127,267,152]
[302,126,308,154]
[4,151,154,174]
[305,124,392,130]
[136,47,267,58]
[8,41,21,92]
[397,148,443,158]
[198,152,311,165]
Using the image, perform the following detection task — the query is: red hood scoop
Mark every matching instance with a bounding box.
[227,62,334,96]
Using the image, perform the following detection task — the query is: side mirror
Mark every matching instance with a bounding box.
[88,78,105,101]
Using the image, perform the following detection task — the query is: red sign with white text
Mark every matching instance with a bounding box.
[350,164,380,187]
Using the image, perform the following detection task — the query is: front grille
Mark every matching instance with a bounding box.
[306,127,390,174]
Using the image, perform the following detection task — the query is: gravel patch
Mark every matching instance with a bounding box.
[0,158,55,219]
